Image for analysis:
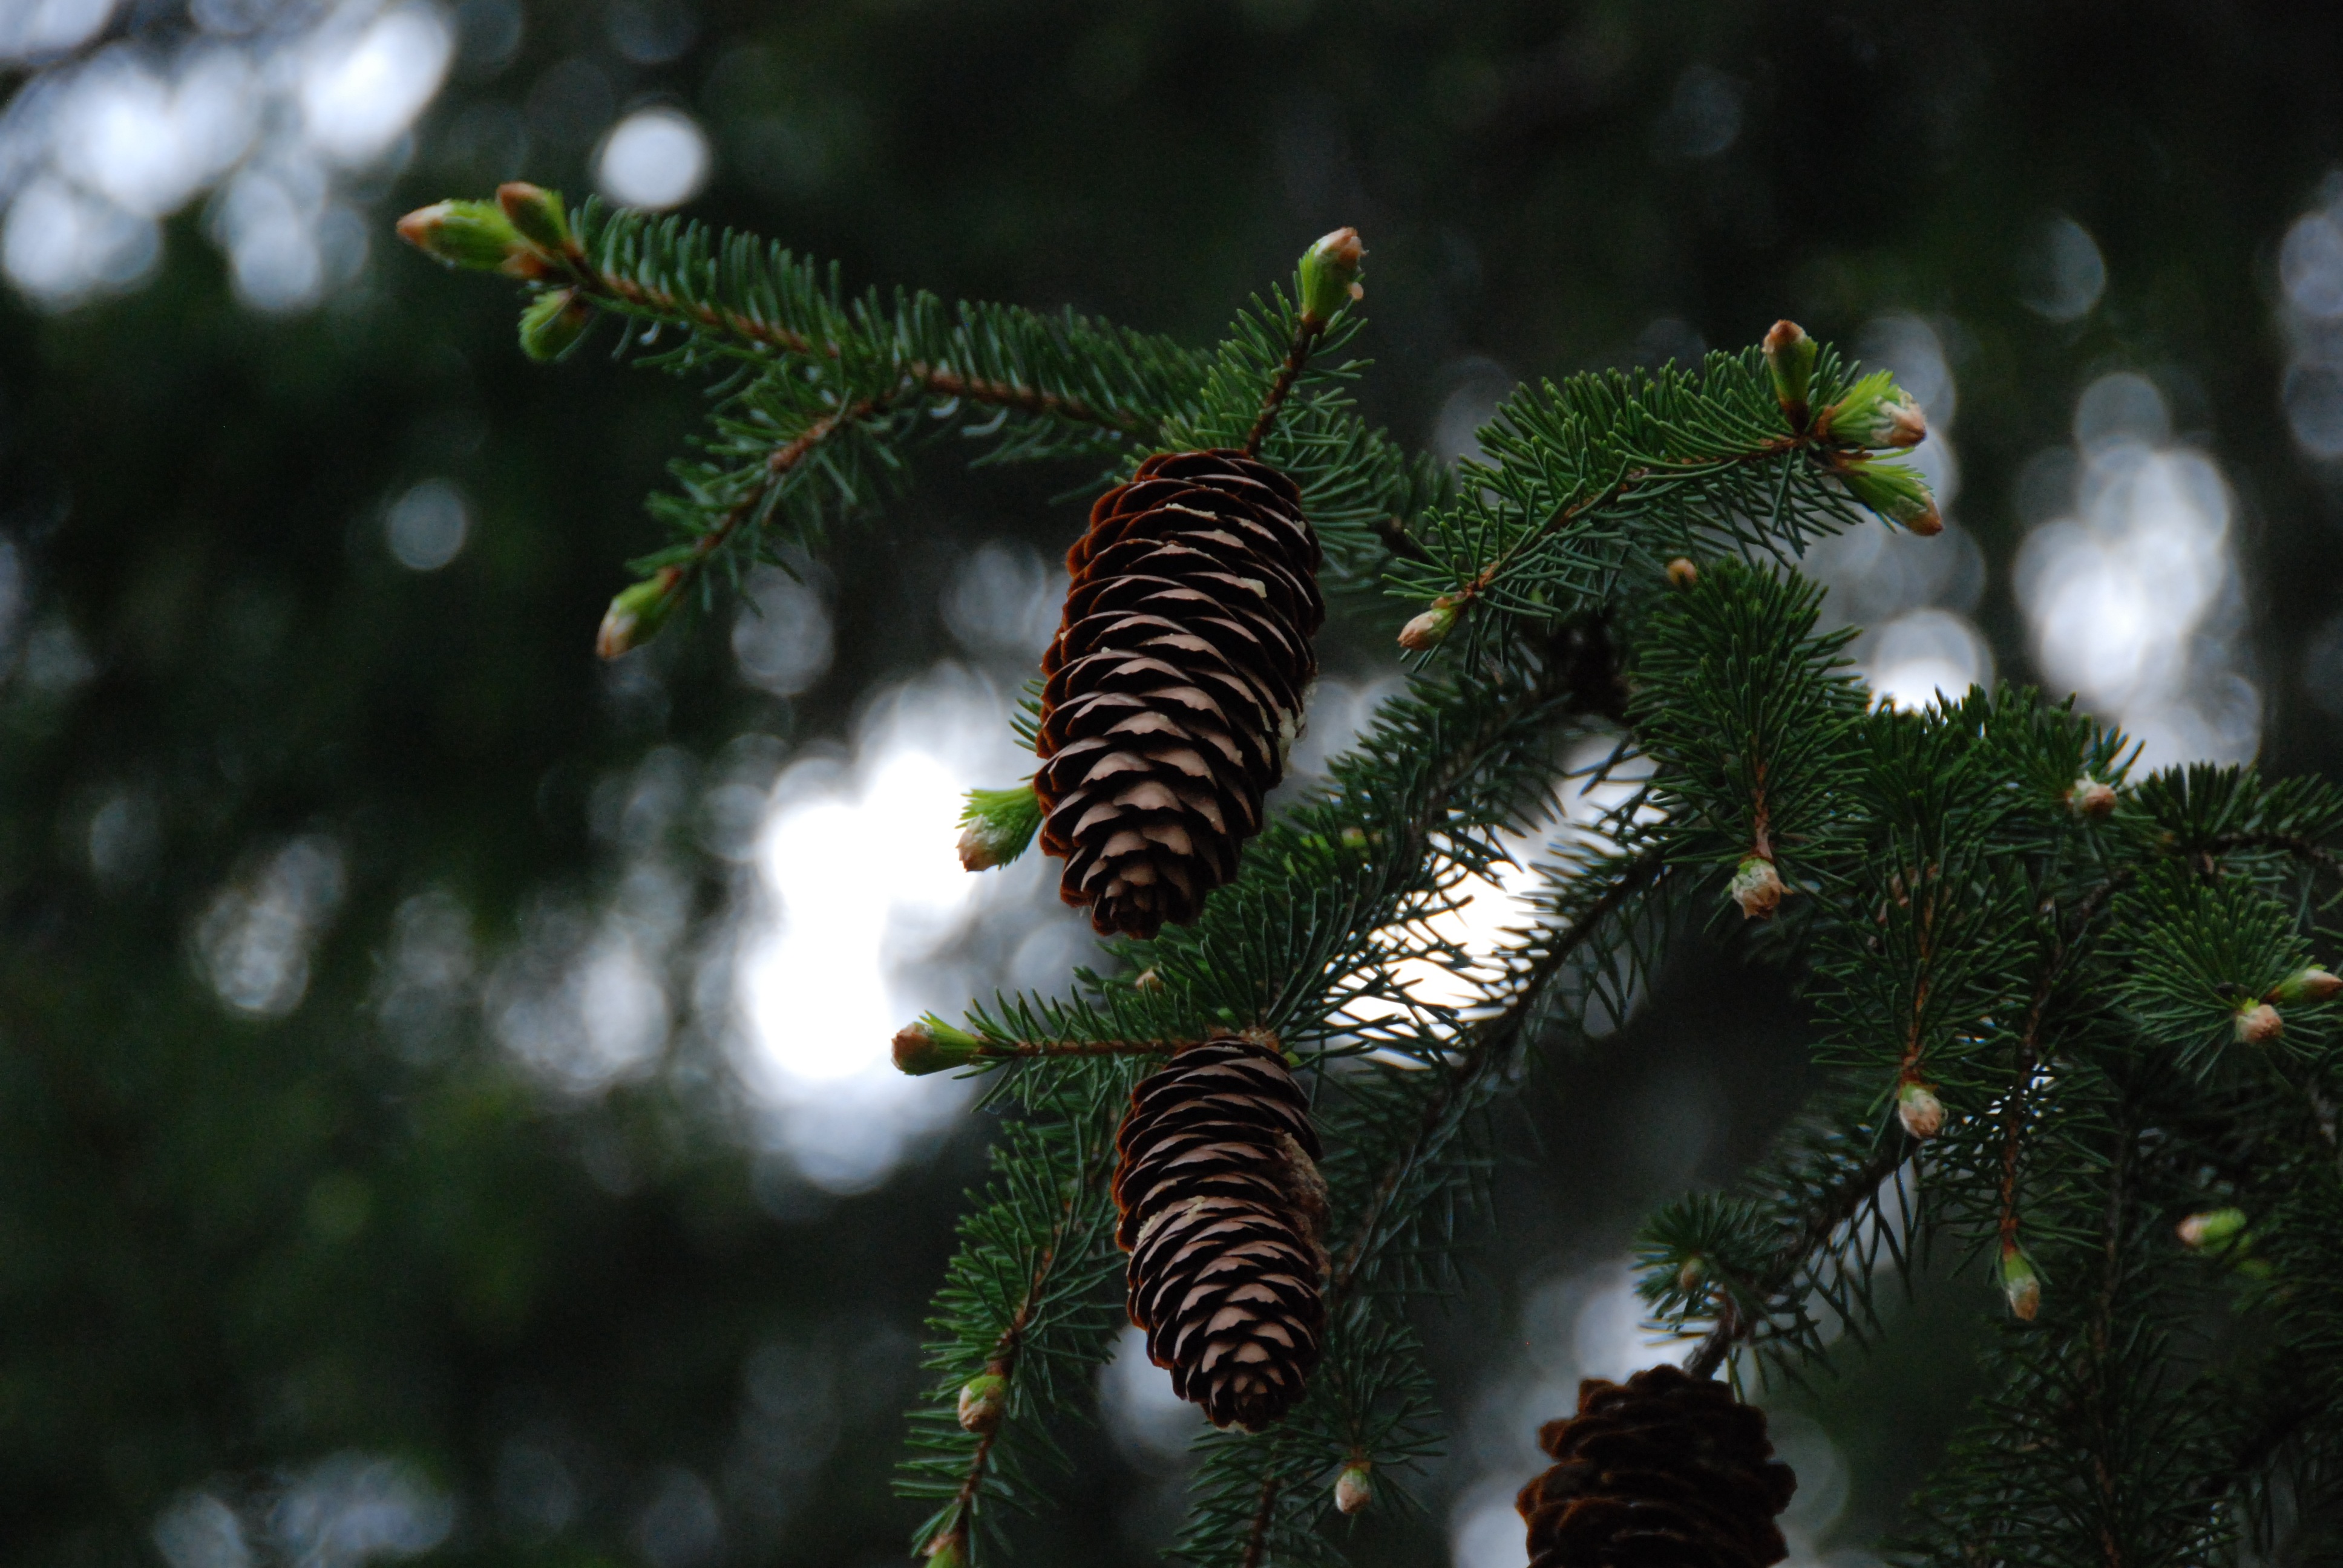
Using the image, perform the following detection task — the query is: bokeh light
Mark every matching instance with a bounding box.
[0,0,452,310]
[594,105,710,210]
[2013,373,2257,766]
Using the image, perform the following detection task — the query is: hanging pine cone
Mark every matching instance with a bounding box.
[1036,449,1323,938]
[1114,1036,1327,1430]
[1517,1364,1797,1568]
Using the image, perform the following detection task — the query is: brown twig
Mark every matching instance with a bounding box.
[1685,1137,1915,1381]
[1242,317,1327,459]
[921,1119,1121,1565]
[1440,431,1815,616]
[1238,1476,1283,1568]
[566,258,1152,436]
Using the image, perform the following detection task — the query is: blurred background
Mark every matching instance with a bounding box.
[2,1,2340,1564]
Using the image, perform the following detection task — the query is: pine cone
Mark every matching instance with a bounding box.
[1114,1036,1328,1430]
[1517,1365,1797,1568]
[1037,449,1323,938]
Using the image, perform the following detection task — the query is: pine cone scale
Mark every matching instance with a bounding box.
[1037,448,1322,937]
[1115,1039,1326,1430]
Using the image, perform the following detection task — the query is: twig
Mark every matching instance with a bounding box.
[1685,1137,1915,1380]
[1243,317,1327,458]
[922,1117,1121,1565]
[1238,1476,1282,1568]
[567,259,1153,436]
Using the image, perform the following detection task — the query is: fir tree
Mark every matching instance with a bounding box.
[403,185,2343,1567]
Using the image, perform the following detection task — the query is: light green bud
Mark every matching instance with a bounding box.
[595,566,684,659]
[395,200,533,274]
[2000,1241,2040,1321]
[1837,457,1942,536]
[957,783,1042,871]
[496,181,572,256]
[2176,1207,2248,1250]
[2270,967,2343,1006]
[1763,319,1817,430]
[893,1016,988,1076]
[1821,370,1927,449]
[1298,226,1366,324]
[518,288,596,362]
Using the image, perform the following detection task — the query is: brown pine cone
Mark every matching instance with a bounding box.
[1517,1365,1797,1568]
[1036,449,1323,938]
[1114,1036,1328,1431]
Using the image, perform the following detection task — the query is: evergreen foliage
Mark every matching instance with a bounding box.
[409,186,2343,1566]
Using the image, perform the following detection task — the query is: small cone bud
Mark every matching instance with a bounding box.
[926,1535,964,1568]
[1132,967,1164,992]
[518,287,595,362]
[2270,967,2343,1006]
[395,199,539,275]
[1398,599,1457,651]
[893,1016,986,1076]
[2177,1207,2248,1250]
[2000,1241,2040,1321]
[1665,557,1699,589]
[1676,1256,1706,1293]
[595,566,684,659]
[1819,370,1927,450]
[1897,1079,1945,1140]
[958,1372,1009,1434]
[2235,1002,2284,1046]
[1837,456,1941,536]
[1763,320,1817,431]
[2066,778,2117,819]
[496,181,572,256]
[1334,1460,1373,1516]
[957,783,1042,871]
[1298,226,1366,323]
[1729,855,1785,920]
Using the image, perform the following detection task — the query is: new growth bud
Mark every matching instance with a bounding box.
[958,1371,1009,1434]
[1299,226,1366,324]
[957,783,1043,871]
[1820,370,1927,450]
[2000,1241,2041,1321]
[1837,457,1942,537]
[1729,855,1785,920]
[1665,557,1700,589]
[926,1534,965,1568]
[1897,1079,1945,1140]
[595,566,684,659]
[2066,777,2118,819]
[2177,1207,2249,1250]
[1676,1255,1707,1293]
[1132,967,1165,993]
[497,181,572,256]
[1334,1460,1373,1516]
[519,288,596,362]
[893,1016,988,1076]
[1763,320,1817,431]
[2235,1002,2284,1046]
[1398,597,1458,651]
[395,200,541,276]
[2270,967,2343,1006]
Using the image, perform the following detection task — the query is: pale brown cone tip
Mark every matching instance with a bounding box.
[956,822,1006,872]
[1904,500,1944,537]
[1334,1463,1373,1515]
[1729,856,1785,919]
[1896,1080,1944,1140]
[2067,778,2118,818]
[1763,319,1808,354]
[2236,1002,2284,1045]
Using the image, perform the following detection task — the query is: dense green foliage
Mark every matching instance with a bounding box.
[408,173,2343,1567]
[19,5,2343,1567]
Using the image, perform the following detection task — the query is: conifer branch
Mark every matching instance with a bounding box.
[1683,1137,1917,1380]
